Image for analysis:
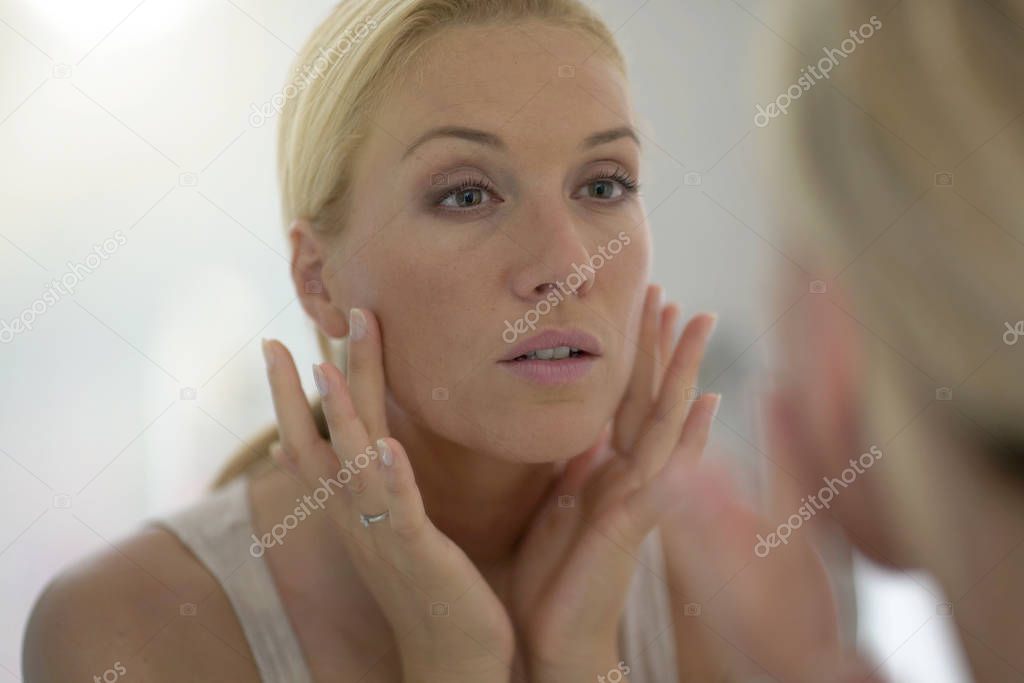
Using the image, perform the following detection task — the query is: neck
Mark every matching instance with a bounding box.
[385,398,561,568]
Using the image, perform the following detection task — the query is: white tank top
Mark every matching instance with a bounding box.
[150,474,679,682]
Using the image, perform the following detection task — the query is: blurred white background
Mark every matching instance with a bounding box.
[0,0,971,680]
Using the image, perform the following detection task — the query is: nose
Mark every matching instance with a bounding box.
[509,200,596,303]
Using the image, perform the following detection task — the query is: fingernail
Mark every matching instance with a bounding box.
[708,312,719,334]
[312,363,328,396]
[261,338,274,369]
[377,438,393,467]
[711,393,722,417]
[349,308,367,341]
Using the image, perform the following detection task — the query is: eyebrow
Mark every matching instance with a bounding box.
[400,124,641,160]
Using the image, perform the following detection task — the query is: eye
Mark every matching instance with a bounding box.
[577,167,641,201]
[436,177,499,212]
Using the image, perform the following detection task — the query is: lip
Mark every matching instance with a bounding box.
[500,328,603,362]
[498,354,597,385]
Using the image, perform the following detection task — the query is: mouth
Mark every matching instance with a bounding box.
[498,328,602,385]
[508,346,593,362]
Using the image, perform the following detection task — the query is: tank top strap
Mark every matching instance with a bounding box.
[149,476,314,683]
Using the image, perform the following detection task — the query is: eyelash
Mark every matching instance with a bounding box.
[434,167,641,213]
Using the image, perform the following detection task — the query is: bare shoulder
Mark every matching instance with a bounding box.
[22,519,261,682]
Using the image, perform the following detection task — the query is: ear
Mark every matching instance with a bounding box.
[289,218,348,339]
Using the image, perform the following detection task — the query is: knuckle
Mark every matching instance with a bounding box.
[390,515,426,543]
[346,472,369,496]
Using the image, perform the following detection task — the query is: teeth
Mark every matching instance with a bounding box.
[522,346,579,360]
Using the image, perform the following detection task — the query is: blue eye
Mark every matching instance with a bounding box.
[579,169,640,200]
[437,180,496,211]
[433,168,640,214]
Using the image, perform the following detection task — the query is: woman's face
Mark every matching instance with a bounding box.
[322,21,651,463]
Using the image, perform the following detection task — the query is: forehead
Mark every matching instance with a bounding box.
[371,21,635,158]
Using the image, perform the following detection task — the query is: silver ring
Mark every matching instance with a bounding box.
[359,510,390,528]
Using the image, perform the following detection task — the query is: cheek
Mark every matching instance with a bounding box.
[603,224,650,294]
[357,247,492,404]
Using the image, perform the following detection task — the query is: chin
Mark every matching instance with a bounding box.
[479,401,613,464]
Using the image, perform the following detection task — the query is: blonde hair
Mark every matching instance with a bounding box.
[771,1,1024,530]
[212,0,626,489]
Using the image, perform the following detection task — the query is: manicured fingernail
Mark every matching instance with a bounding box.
[312,363,328,396]
[349,308,367,341]
[377,438,393,467]
[261,338,274,369]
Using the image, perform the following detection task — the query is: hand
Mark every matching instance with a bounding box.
[261,308,513,683]
[509,284,719,681]
[658,390,888,683]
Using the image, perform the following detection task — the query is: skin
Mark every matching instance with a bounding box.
[22,19,728,683]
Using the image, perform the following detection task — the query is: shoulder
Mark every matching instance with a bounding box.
[22,518,260,682]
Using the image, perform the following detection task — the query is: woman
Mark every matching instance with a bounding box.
[666,1,1024,682]
[22,1,725,681]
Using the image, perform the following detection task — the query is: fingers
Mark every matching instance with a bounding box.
[611,393,719,547]
[664,463,843,681]
[613,284,661,454]
[345,307,390,441]
[262,338,330,476]
[375,437,429,540]
[633,312,717,477]
[668,392,720,466]
[313,360,390,521]
[654,301,680,396]
[314,361,436,549]
[314,360,373,465]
